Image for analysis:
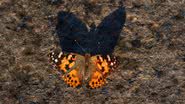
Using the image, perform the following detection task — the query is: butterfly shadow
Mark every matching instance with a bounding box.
[56,6,126,56]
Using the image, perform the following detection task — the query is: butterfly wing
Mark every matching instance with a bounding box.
[62,68,82,88]
[88,6,126,55]
[56,11,88,55]
[88,70,106,89]
[88,55,118,89]
[49,50,84,88]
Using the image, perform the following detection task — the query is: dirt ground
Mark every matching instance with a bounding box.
[0,0,185,104]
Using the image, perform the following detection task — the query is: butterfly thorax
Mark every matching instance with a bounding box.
[83,53,91,80]
[74,53,92,84]
[85,53,90,67]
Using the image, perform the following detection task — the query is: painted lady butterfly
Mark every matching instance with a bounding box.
[49,6,126,89]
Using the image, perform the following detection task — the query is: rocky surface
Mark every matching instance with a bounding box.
[0,0,185,104]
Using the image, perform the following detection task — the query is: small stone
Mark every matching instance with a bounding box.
[131,39,141,48]
[47,0,63,5]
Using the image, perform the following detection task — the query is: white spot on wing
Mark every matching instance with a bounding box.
[58,52,63,58]
[99,56,103,61]
[107,55,111,61]
[51,57,55,61]
[51,52,54,55]
[54,59,58,63]
[110,62,114,66]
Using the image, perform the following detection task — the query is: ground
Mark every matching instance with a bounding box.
[0,0,185,104]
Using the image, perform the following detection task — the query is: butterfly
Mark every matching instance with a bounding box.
[49,6,126,89]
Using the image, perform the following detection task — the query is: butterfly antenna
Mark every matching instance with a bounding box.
[74,39,87,53]
[97,41,102,54]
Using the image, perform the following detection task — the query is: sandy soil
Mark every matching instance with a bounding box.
[0,0,185,104]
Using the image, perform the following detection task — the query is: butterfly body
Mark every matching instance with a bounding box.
[50,6,126,89]
[50,51,118,89]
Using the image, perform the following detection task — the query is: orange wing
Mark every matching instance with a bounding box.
[62,68,81,88]
[88,70,106,89]
[88,55,118,89]
[49,51,82,88]
[49,51,77,73]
